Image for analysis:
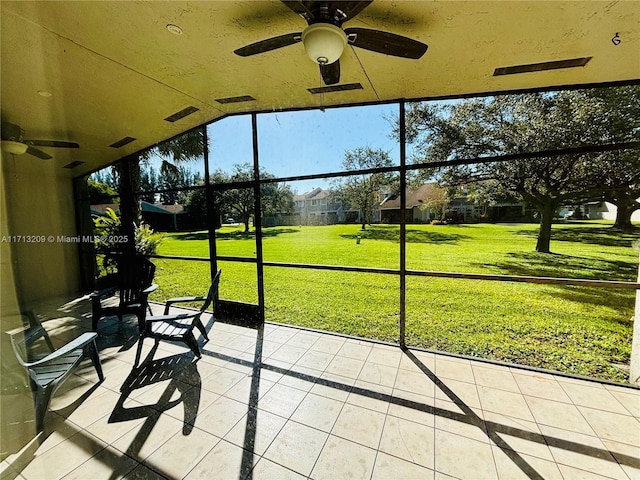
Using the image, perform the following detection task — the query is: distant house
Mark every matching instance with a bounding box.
[91,202,185,231]
[380,184,442,223]
[292,188,360,225]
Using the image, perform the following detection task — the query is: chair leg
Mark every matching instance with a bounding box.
[86,339,104,382]
[134,336,145,368]
[34,385,55,433]
[184,332,201,359]
[194,319,209,343]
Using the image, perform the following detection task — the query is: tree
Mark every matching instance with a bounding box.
[331,147,395,230]
[404,87,639,252]
[185,164,294,233]
[139,165,158,203]
[87,179,118,204]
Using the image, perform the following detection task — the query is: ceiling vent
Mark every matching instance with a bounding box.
[308,83,363,94]
[215,95,256,104]
[493,57,592,76]
[109,136,136,148]
[164,106,199,122]
[63,160,84,169]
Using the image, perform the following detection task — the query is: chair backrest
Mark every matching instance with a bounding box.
[118,257,156,305]
[7,314,55,367]
[199,269,222,314]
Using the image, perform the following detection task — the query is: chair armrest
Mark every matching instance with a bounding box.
[23,332,98,367]
[142,284,158,295]
[145,313,197,324]
[163,296,206,314]
[90,287,117,299]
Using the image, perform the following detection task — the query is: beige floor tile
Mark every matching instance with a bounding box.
[249,458,307,480]
[347,381,392,414]
[513,372,572,403]
[325,356,365,379]
[268,344,308,364]
[579,406,640,447]
[310,372,354,402]
[387,392,436,427]
[201,366,247,395]
[58,388,121,429]
[482,412,553,461]
[331,403,386,449]
[558,381,630,415]
[277,370,316,392]
[434,429,498,479]
[607,389,640,417]
[263,421,328,476]
[358,362,398,387]
[264,327,298,344]
[477,385,535,422]
[84,406,147,447]
[224,408,287,455]
[435,410,490,445]
[367,346,403,368]
[491,445,563,480]
[311,435,377,480]
[337,342,372,361]
[191,395,248,437]
[295,350,334,371]
[435,357,475,384]
[143,427,218,479]
[472,365,520,393]
[111,411,184,460]
[600,438,640,479]
[549,442,628,480]
[20,431,106,480]
[434,378,481,409]
[184,439,253,479]
[291,392,344,432]
[379,414,435,469]
[372,451,435,480]
[310,336,346,355]
[394,369,436,398]
[525,396,597,436]
[557,463,626,480]
[285,332,321,349]
[122,464,166,479]
[222,375,274,405]
[258,383,308,418]
[62,445,137,480]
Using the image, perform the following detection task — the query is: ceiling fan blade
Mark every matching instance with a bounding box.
[26,147,52,160]
[234,32,302,57]
[320,60,340,85]
[332,1,373,23]
[1,122,23,141]
[26,139,80,148]
[281,1,315,22]
[344,27,428,59]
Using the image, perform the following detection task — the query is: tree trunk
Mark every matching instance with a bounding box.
[535,202,556,253]
[613,201,637,232]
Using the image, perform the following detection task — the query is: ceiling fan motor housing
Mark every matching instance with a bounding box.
[301,23,347,65]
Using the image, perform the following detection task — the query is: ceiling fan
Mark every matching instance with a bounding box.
[1,122,79,160]
[234,1,428,85]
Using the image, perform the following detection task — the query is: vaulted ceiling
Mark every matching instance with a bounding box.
[1,1,638,175]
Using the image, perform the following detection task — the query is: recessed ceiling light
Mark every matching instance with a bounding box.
[37,90,52,97]
[166,24,183,35]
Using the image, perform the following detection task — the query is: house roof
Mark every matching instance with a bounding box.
[2,1,637,176]
[380,184,442,210]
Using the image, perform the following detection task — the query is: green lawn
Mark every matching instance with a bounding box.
[152,221,638,382]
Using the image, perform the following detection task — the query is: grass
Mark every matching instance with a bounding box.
[151,221,639,382]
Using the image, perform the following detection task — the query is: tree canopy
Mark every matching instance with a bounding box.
[330,147,395,230]
[404,86,640,252]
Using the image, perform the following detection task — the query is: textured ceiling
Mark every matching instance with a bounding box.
[1,1,638,176]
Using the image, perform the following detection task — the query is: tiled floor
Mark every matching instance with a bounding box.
[1,297,639,479]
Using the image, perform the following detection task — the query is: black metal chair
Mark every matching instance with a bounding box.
[91,257,158,332]
[6,312,104,432]
[134,269,221,368]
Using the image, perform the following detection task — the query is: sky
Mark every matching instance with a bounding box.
[208,103,402,193]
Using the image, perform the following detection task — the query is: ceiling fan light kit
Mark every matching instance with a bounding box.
[1,140,28,155]
[302,23,346,64]
[234,1,427,85]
